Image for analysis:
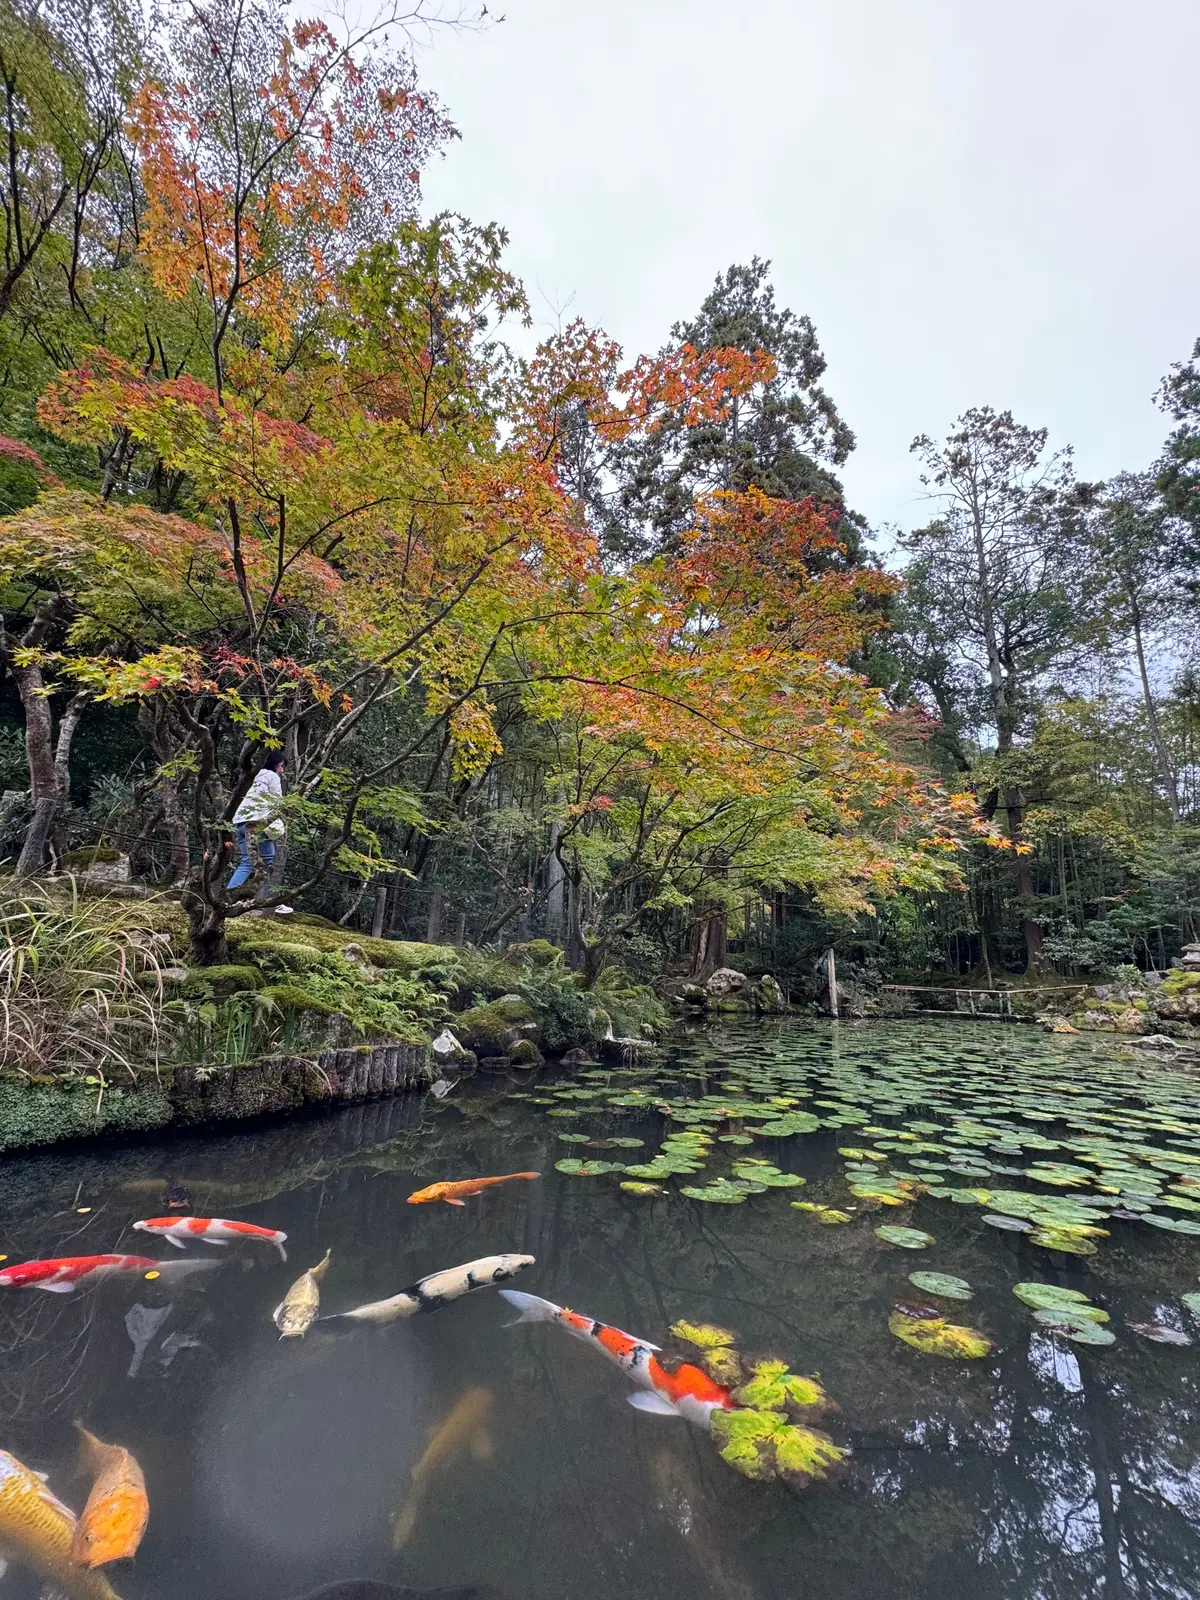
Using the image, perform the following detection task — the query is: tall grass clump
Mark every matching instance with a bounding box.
[0,884,173,1080]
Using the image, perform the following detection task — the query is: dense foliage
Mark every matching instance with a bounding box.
[0,0,1191,1002]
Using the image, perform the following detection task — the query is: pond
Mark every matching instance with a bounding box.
[1,1018,1199,1600]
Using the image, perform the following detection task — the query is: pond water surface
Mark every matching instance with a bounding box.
[2,1019,1199,1600]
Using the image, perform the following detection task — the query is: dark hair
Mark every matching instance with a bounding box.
[264,751,286,771]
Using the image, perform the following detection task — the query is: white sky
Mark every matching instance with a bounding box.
[403,0,1200,539]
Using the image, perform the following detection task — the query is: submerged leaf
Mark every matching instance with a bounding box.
[732,1359,829,1413]
[791,1202,851,1223]
[709,1406,846,1487]
[670,1320,737,1350]
[1127,1321,1192,1345]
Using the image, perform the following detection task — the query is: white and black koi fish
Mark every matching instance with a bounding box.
[329,1254,534,1326]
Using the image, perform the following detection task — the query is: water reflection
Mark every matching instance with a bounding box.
[0,1021,1195,1598]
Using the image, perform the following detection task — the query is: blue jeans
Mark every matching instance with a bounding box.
[227,822,275,889]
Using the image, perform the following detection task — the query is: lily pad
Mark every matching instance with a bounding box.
[1038,1317,1116,1347]
[680,1180,749,1204]
[1013,1283,1093,1311]
[554,1158,625,1176]
[731,1163,806,1188]
[557,1133,592,1144]
[888,1310,994,1359]
[1181,1291,1200,1318]
[908,1272,972,1301]
[619,1181,664,1196]
[1030,1304,1110,1327]
[982,1213,1034,1233]
[876,1225,934,1249]
[791,1202,851,1223]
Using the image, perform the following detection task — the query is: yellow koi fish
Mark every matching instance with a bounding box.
[391,1387,494,1550]
[273,1249,332,1339]
[0,1448,122,1600]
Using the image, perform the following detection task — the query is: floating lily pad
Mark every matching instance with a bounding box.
[1038,1317,1116,1347]
[619,1181,664,1196]
[1181,1291,1200,1318]
[791,1202,851,1223]
[876,1225,933,1249]
[1031,1304,1109,1326]
[554,1159,624,1176]
[557,1133,591,1144]
[680,1180,749,1204]
[1013,1283,1093,1311]
[982,1213,1034,1232]
[908,1272,972,1301]
[718,1134,755,1146]
[732,1163,806,1188]
[888,1310,994,1359]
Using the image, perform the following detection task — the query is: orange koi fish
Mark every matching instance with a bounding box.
[500,1291,736,1426]
[71,1426,148,1568]
[407,1173,540,1208]
[132,1216,288,1258]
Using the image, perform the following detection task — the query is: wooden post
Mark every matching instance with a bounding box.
[825,947,838,1019]
[371,882,388,939]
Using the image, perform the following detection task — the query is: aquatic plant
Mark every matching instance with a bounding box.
[888,1305,994,1358]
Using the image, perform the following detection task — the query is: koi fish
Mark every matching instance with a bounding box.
[0,1449,122,1600]
[499,1291,736,1425]
[273,1249,332,1338]
[331,1254,534,1326]
[392,1387,493,1550]
[72,1425,148,1568]
[131,1216,288,1258]
[0,1256,163,1294]
[407,1173,540,1207]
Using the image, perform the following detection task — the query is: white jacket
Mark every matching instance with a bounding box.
[233,767,283,826]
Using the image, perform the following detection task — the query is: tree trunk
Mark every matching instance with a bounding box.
[426,881,444,943]
[1002,783,1043,971]
[1130,599,1179,822]
[689,910,728,981]
[182,881,229,965]
[371,882,388,939]
[546,820,565,945]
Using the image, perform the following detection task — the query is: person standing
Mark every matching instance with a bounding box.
[227,752,292,912]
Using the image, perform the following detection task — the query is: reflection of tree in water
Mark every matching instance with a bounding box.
[0,1288,98,1424]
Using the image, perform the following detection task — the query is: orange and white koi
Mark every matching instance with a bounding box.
[407,1173,540,1207]
[0,1256,161,1295]
[131,1216,288,1258]
[71,1425,148,1567]
[499,1291,736,1426]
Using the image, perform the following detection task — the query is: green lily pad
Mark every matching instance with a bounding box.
[619,1181,664,1196]
[1037,1317,1116,1347]
[888,1309,994,1358]
[1013,1283,1093,1311]
[876,1226,933,1249]
[557,1133,591,1144]
[731,1163,806,1188]
[680,1180,750,1204]
[791,1202,851,1223]
[908,1272,972,1301]
[709,1406,846,1487]
[982,1213,1034,1232]
[554,1159,625,1176]
[1181,1291,1200,1318]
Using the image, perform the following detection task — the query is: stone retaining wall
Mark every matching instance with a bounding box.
[0,1039,433,1154]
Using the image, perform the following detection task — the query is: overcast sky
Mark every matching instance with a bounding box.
[404,0,1200,540]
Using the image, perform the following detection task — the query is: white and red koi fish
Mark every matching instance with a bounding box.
[499,1290,736,1426]
[0,1256,162,1295]
[132,1216,288,1259]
